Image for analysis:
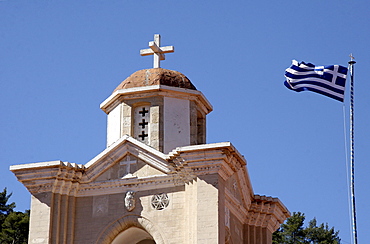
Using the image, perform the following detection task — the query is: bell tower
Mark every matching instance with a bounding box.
[100,35,212,153]
[10,34,289,244]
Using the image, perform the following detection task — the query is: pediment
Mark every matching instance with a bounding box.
[225,168,252,207]
[82,135,172,183]
[93,154,166,182]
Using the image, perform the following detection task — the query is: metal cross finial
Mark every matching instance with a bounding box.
[349,53,355,61]
[140,34,174,68]
[349,53,356,65]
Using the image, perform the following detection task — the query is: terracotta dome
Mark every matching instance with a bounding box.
[113,68,197,92]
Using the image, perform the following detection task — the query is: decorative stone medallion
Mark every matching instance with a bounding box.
[151,193,169,210]
[125,191,136,212]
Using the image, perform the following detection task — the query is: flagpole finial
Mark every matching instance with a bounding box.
[349,53,356,65]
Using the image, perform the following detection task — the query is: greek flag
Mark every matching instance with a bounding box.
[285,60,348,102]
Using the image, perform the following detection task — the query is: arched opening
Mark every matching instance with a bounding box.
[111,227,156,244]
[96,215,164,244]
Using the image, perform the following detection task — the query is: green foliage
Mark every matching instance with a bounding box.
[273,212,306,244]
[0,188,29,244]
[305,218,341,244]
[0,188,16,233]
[273,212,341,244]
[0,211,29,244]
[0,188,16,215]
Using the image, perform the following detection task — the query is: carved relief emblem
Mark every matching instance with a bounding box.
[125,191,135,212]
[151,193,169,210]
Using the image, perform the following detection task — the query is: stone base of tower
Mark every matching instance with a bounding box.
[11,139,289,244]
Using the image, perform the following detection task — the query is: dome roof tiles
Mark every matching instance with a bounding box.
[113,68,196,92]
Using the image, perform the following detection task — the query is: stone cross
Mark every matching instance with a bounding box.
[140,34,174,68]
[120,157,137,177]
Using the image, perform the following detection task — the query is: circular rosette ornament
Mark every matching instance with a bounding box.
[151,193,169,210]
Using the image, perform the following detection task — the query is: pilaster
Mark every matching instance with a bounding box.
[184,175,220,243]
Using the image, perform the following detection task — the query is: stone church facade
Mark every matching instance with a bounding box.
[10,36,289,244]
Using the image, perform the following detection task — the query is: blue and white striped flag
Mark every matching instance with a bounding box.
[284,60,348,102]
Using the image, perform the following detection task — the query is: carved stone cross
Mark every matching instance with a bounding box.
[140,34,174,68]
[120,157,137,177]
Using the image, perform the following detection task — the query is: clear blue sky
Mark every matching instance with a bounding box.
[1,1,369,243]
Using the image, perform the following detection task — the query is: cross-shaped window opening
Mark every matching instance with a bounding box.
[138,131,148,140]
[139,119,148,129]
[134,105,150,143]
[139,107,149,117]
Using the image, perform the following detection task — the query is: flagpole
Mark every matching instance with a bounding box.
[348,55,357,244]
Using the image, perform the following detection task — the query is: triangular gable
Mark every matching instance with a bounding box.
[224,167,254,210]
[83,135,172,183]
[93,154,167,182]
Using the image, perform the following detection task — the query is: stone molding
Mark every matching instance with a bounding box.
[95,214,166,244]
[9,161,84,195]
[246,195,290,233]
[225,190,290,233]
[100,85,212,116]
[10,134,290,242]
[10,136,289,236]
[10,137,255,198]
[168,142,246,175]
[78,175,177,197]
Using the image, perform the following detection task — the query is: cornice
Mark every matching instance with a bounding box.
[168,142,246,166]
[246,194,291,232]
[9,161,84,195]
[11,160,186,196]
[77,174,183,197]
[224,187,291,233]
[9,160,85,171]
[168,142,249,185]
[10,139,262,208]
[100,85,213,115]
